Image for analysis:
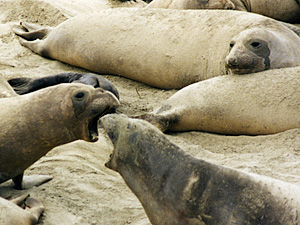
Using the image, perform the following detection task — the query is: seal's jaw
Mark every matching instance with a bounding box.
[88,105,113,142]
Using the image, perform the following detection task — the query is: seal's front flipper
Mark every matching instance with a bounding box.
[13,174,53,190]
[133,114,173,132]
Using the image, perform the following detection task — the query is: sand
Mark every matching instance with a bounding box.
[0,0,299,224]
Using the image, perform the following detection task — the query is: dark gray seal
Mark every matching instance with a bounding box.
[8,72,119,99]
[100,114,300,225]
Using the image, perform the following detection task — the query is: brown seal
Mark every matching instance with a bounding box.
[13,9,300,89]
[101,114,300,225]
[0,83,119,190]
[136,69,300,135]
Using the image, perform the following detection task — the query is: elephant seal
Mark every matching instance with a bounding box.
[136,69,300,135]
[0,194,44,225]
[8,72,120,99]
[146,0,300,23]
[0,83,119,189]
[13,8,300,89]
[100,114,300,225]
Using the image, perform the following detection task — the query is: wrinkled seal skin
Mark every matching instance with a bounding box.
[146,0,300,23]
[0,83,120,189]
[0,194,44,225]
[137,70,300,135]
[101,114,300,225]
[8,72,120,99]
[13,8,300,89]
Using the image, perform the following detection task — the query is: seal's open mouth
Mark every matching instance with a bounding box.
[88,106,114,142]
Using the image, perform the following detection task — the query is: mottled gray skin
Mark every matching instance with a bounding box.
[13,9,300,89]
[0,194,44,225]
[101,114,300,225]
[0,83,119,189]
[146,0,300,23]
[8,72,120,99]
[137,70,300,135]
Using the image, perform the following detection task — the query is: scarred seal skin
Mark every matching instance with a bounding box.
[0,83,119,189]
[13,8,300,89]
[100,114,300,225]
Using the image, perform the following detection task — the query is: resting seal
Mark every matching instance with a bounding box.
[0,83,119,189]
[137,69,300,135]
[8,72,119,99]
[13,9,300,89]
[146,0,300,23]
[100,114,300,225]
[0,194,43,225]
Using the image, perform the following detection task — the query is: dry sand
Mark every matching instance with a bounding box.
[0,0,299,224]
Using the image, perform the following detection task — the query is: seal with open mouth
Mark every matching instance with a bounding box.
[101,114,300,225]
[0,83,119,190]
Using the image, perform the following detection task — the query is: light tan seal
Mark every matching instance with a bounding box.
[0,194,44,225]
[146,0,300,23]
[137,68,300,135]
[13,8,300,89]
[101,114,300,225]
[0,83,119,190]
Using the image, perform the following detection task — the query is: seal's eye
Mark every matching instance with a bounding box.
[251,41,261,48]
[74,92,86,100]
[229,42,235,48]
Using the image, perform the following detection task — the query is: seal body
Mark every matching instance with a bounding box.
[101,114,300,225]
[146,0,300,23]
[0,83,119,187]
[13,9,300,89]
[137,69,300,135]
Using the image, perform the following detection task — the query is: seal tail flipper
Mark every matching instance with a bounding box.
[8,77,33,94]
[13,22,51,41]
[24,196,45,223]
[10,193,30,206]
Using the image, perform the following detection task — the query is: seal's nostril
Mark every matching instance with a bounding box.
[228,57,238,66]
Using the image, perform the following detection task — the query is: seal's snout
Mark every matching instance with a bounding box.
[226,56,239,68]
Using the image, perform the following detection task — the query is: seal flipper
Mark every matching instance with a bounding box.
[13,22,51,41]
[134,114,179,132]
[13,173,53,190]
[24,196,45,223]
[9,194,44,224]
